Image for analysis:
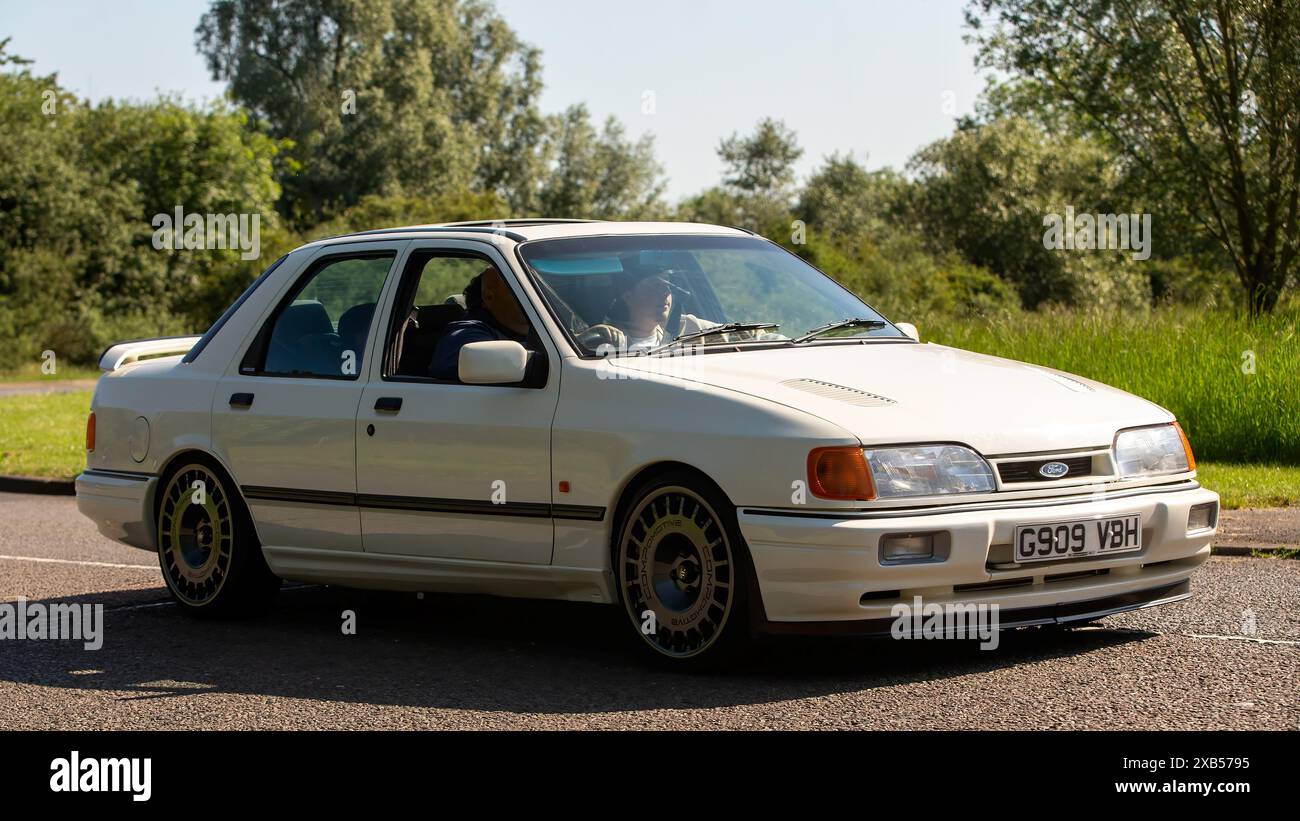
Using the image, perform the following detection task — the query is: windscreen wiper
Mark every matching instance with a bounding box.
[648,322,780,354]
[792,318,887,344]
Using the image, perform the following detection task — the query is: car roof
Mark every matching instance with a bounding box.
[297,219,754,251]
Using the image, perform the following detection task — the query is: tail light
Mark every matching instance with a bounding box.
[86,412,96,452]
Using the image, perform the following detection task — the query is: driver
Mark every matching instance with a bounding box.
[579,259,718,353]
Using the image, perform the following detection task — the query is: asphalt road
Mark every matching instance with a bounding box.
[0,492,1296,730]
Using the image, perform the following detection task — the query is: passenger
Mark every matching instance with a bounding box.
[428,265,531,380]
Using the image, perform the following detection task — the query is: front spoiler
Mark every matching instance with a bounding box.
[758,579,1189,637]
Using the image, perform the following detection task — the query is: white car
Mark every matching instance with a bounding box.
[77,219,1219,667]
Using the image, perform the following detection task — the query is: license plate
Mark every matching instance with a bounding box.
[1013,514,1141,563]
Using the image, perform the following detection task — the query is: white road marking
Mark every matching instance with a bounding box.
[1186,632,1300,647]
[0,554,155,570]
[1097,625,1300,646]
[108,600,174,612]
[106,583,325,612]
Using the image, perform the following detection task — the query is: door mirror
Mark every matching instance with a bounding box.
[895,322,920,342]
[458,340,529,384]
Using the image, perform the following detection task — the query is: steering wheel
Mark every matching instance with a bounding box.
[576,323,627,354]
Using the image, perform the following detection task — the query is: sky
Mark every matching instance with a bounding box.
[0,0,986,200]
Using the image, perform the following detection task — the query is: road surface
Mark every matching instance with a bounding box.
[0,492,1295,730]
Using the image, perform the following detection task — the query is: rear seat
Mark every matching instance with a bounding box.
[395,303,466,376]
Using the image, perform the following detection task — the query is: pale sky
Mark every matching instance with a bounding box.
[1,0,985,200]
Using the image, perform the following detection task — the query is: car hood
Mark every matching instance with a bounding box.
[609,341,1172,455]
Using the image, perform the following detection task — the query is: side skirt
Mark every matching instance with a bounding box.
[261,544,616,605]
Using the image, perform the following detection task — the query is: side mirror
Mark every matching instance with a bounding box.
[895,322,920,342]
[459,340,529,384]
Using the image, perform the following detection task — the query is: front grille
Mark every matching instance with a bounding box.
[954,577,1034,593]
[997,455,1093,483]
[1044,568,1111,583]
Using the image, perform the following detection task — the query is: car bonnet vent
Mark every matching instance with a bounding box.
[1028,367,1094,393]
[780,378,896,407]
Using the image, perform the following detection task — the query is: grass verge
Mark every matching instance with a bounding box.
[0,390,91,479]
[0,364,101,383]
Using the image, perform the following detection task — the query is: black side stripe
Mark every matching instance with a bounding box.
[550,504,606,521]
[241,486,604,521]
[243,486,355,506]
[82,468,154,482]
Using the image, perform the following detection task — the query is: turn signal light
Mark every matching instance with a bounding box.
[1174,421,1196,471]
[86,412,96,452]
[807,446,875,501]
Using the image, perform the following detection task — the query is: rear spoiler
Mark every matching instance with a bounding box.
[98,335,203,371]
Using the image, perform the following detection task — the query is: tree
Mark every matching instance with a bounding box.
[196,0,549,220]
[0,39,286,367]
[535,105,666,219]
[908,117,1150,309]
[697,118,803,231]
[968,0,1300,313]
[77,99,287,324]
[796,153,907,242]
[717,117,803,197]
[196,0,667,224]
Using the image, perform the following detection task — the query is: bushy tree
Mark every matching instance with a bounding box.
[907,116,1151,309]
[683,118,803,231]
[0,41,285,367]
[196,0,665,222]
[796,153,908,243]
[968,0,1300,313]
[535,105,666,219]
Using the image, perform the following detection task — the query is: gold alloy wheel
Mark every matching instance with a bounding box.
[158,464,235,606]
[618,485,736,659]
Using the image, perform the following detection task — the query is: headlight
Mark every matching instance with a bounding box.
[863,445,995,498]
[1114,422,1194,477]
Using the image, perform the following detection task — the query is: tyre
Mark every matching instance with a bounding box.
[155,457,280,617]
[614,470,755,669]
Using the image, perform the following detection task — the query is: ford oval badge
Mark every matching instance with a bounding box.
[1039,461,1070,479]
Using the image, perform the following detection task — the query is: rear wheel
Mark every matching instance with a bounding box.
[156,458,279,617]
[614,471,755,669]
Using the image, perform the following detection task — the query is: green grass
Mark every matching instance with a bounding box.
[1195,463,1300,509]
[0,390,91,478]
[925,307,1300,464]
[0,363,101,382]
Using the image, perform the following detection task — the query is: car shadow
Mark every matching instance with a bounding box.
[0,583,1157,716]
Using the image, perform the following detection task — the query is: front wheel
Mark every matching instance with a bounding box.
[615,472,755,669]
[156,458,279,617]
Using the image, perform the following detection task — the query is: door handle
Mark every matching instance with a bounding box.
[374,397,403,413]
[229,392,254,408]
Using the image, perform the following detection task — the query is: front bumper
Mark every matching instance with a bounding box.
[75,469,156,551]
[738,481,1218,628]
